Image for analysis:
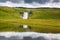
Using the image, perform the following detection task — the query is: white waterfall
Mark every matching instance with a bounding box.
[23,25,28,29]
[22,12,29,19]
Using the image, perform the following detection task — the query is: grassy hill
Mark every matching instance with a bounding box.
[30,9,60,19]
[0,7,26,19]
[0,7,60,19]
[0,6,60,33]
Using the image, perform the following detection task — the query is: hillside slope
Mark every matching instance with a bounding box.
[0,7,25,19]
[0,7,60,19]
[0,7,60,33]
[30,8,60,19]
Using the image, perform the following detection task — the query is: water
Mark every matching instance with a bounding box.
[0,32,60,40]
[23,25,28,29]
[22,12,29,19]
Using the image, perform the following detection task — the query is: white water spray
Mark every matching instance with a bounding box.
[23,25,28,29]
[22,12,29,19]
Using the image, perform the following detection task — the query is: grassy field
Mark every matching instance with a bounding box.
[30,9,60,19]
[0,7,60,33]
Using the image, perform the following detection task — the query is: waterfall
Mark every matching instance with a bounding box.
[23,25,28,29]
[22,12,29,19]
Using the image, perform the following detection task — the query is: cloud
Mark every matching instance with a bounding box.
[0,0,60,8]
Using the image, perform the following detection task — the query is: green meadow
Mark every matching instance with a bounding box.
[0,6,60,33]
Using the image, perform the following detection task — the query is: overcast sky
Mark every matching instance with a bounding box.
[0,0,60,8]
[0,0,60,3]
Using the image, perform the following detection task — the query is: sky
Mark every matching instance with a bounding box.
[0,0,60,3]
[0,0,60,8]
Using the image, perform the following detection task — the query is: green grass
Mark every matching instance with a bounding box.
[0,7,60,33]
[0,19,60,33]
[0,7,26,19]
[0,7,60,19]
[29,9,60,19]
